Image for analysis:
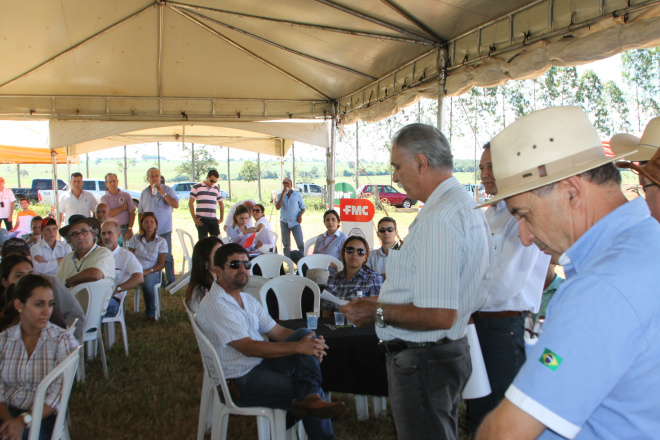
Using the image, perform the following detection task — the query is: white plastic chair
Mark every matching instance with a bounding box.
[28,346,81,440]
[71,278,115,381]
[250,254,295,278]
[354,395,388,421]
[184,300,306,440]
[102,291,129,356]
[134,272,163,320]
[176,228,195,274]
[259,275,320,320]
[296,255,344,277]
[258,230,279,253]
[303,237,316,256]
[243,275,270,304]
[167,270,191,294]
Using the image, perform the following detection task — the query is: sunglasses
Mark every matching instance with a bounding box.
[252,209,262,213]
[378,227,395,233]
[209,179,218,183]
[224,260,252,270]
[344,247,367,256]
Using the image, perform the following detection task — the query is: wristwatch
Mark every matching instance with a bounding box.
[20,412,32,427]
[375,305,387,328]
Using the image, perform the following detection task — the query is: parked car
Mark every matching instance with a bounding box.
[11,179,67,204]
[173,182,229,200]
[357,184,416,208]
[270,183,325,203]
[40,179,141,207]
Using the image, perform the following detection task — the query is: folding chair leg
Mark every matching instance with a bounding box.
[104,322,116,349]
[355,395,369,421]
[372,396,387,417]
[98,333,108,379]
[77,345,85,383]
[120,318,129,356]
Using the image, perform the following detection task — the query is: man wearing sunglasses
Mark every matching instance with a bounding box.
[195,243,344,439]
[56,215,115,292]
[367,217,399,278]
[342,124,492,440]
[189,170,225,240]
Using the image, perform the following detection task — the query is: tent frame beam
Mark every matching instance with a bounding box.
[378,0,444,42]
[165,1,436,46]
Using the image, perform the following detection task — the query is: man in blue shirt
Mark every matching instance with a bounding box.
[275,178,306,258]
[139,168,179,285]
[476,106,660,439]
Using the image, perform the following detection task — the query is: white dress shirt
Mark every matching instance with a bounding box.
[478,201,550,314]
[30,239,73,276]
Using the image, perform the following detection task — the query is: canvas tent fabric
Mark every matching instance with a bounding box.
[0,0,659,132]
[0,145,75,165]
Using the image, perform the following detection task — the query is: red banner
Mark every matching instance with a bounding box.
[340,198,375,222]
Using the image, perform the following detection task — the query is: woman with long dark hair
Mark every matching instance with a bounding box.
[186,236,223,312]
[320,236,384,313]
[128,212,167,322]
[0,274,78,440]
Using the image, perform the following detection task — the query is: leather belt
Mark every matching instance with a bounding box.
[378,338,453,354]
[471,311,526,320]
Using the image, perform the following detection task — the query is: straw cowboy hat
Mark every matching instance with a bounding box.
[476,106,635,208]
[611,117,660,187]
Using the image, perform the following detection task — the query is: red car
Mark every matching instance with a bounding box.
[357,184,417,208]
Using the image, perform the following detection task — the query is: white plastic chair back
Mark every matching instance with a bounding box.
[102,291,129,356]
[28,346,81,440]
[176,228,195,274]
[243,275,269,304]
[250,254,294,278]
[259,274,320,320]
[303,237,316,256]
[257,230,278,253]
[297,255,344,277]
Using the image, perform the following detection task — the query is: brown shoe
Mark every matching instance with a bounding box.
[291,394,345,419]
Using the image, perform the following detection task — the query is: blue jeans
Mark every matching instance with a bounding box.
[141,271,160,318]
[160,231,174,285]
[104,296,120,318]
[387,337,471,440]
[234,329,334,440]
[9,406,56,440]
[280,222,304,258]
[466,315,526,434]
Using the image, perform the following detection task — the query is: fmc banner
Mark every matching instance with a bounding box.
[340,198,375,249]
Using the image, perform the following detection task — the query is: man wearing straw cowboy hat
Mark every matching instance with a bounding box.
[476,106,660,439]
[610,117,660,222]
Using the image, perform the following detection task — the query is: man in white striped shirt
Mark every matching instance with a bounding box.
[342,124,492,440]
[195,243,345,439]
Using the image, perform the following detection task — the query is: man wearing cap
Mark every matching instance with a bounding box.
[0,177,16,230]
[139,168,179,285]
[58,172,96,225]
[31,217,73,277]
[56,215,115,291]
[101,220,144,317]
[466,143,550,433]
[276,178,306,258]
[476,106,660,439]
[611,117,660,222]
[189,170,225,240]
[101,173,136,243]
[342,124,492,440]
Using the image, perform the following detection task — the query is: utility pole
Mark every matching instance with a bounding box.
[123,145,128,188]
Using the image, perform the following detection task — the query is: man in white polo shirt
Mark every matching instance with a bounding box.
[0,177,16,230]
[31,217,73,276]
[58,172,96,225]
[101,220,144,317]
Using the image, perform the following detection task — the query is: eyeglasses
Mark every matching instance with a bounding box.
[209,179,217,183]
[252,209,262,213]
[69,229,92,238]
[344,247,367,256]
[224,260,252,270]
[378,227,395,233]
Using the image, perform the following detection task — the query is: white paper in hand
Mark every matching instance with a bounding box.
[320,291,349,306]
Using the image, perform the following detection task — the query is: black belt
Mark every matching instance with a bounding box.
[378,338,453,354]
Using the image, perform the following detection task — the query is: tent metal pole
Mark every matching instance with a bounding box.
[280,139,284,185]
[327,115,336,208]
[123,145,128,188]
[86,153,90,178]
[257,153,261,202]
[17,164,21,188]
[355,121,359,191]
[66,146,71,181]
[292,143,296,188]
[436,48,448,133]
[157,142,161,170]
[191,143,195,182]
[227,149,231,201]
[51,150,59,226]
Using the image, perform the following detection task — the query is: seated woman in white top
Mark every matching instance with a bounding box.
[251,204,274,250]
[226,205,256,248]
[185,236,223,313]
[128,212,167,322]
[31,218,72,277]
[0,274,78,440]
[313,210,348,268]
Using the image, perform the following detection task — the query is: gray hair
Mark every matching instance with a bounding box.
[147,167,160,176]
[102,220,121,233]
[531,163,621,197]
[105,172,118,182]
[392,123,453,171]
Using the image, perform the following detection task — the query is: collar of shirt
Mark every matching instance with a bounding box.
[6,322,55,342]
[210,282,245,310]
[415,176,462,223]
[73,243,98,261]
[563,198,649,277]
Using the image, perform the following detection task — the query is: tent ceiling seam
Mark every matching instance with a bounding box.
[170,6,333,101]
[312,0,440,45]
[378,0,444,43]
[176,6,377,80]
[164,1,435,46]
[0,2,155,90]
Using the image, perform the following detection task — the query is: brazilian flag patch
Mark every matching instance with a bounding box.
[539,348,562,371]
